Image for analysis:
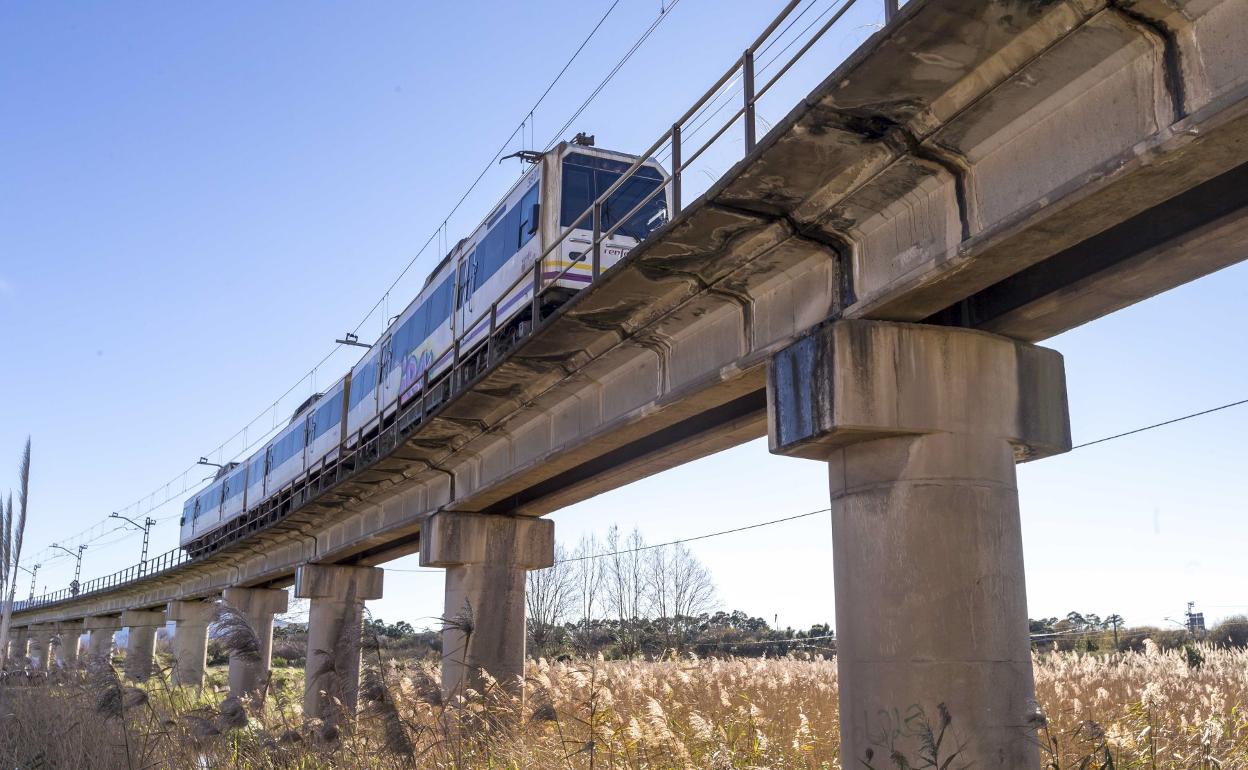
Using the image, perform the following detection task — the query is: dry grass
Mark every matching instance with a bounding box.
[0,643,1243,769]
[1036,641,1248,768]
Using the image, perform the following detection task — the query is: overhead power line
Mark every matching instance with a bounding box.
[1071,397,1248,450]
[386,394,1248,576]
[556,506,832,564]
[24,385,1248,575]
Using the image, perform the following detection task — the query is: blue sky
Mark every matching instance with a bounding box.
[2,1,1244,633]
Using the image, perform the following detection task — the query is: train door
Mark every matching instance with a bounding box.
[376,334,395,419]
[454,250,475,342]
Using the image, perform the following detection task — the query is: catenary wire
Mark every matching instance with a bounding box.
[543,0,684,150]
[28,0,643,560]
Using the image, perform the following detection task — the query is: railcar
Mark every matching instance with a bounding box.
[180,139,669,556]
[178,466,230,550]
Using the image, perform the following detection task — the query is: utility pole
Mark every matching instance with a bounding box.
[17,564,39,601]
[50,544,87,594]
[109,513,157,574]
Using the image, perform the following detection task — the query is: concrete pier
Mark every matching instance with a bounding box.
[28,625,53,670]
[8,627,29,664]
[222,586,288,699]
[55,621,84,669]
[84,616,122,664]
[167,600,216,687]
[121,610,166,682]
[295,564,383,720]
[420,511,554,701]
[768,320,1070,770]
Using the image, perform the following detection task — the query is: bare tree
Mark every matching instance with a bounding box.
[0,438,31,665]
[526,542,574,657]
[647,541,716,652]
[571,533,604,653]
[604,525,648,656]
[668,542,716,647]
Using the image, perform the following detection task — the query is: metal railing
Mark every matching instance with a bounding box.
[17,0,894,615]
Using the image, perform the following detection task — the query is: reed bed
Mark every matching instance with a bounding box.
[0,643,1243,769]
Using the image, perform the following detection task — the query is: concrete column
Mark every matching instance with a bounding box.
[121,610,166,682]
[8,627,29,664]
[295,564,383,721]
[55,621,84,669]
[768,320,1070,770]
[166,600,216,687]
[84,615,122,664]
[420,511,554,701]
[222,587,288,699]
[28,625,54,670]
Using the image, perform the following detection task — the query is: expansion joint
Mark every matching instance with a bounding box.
[708,200,857,312]
[880,124,973,243]
[706,286,756,353]
[1107,0,1188,122]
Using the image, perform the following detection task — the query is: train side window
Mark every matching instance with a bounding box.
[517,184,540,247]
[428,277,453,332]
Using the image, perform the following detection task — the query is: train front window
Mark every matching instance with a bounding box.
[603,173,666,240]
[560,153,667,241]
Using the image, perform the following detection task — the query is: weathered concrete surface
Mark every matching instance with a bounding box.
[421,512,554,699]
[13,0,1248,630]
[55,621,84,669]
[167,600,215,687]
[769,320,1070,769]
[84,615,121,664]
[122,609,165,682]
[7,626,29,664]
[222,587,288,699]
[28,625,53,671]
[295,564,383,720]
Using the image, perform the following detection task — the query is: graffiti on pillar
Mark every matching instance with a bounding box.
[860,702,971,770]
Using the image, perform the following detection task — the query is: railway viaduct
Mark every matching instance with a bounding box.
[10,0,1248,765]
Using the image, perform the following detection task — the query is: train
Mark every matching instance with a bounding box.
[180,138,670,555]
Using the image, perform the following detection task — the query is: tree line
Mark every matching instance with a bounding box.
[1030,610,1248,652]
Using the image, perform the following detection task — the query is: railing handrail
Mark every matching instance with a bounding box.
[16,0,882,616]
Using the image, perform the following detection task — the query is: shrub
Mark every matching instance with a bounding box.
[1210,615,1248,648]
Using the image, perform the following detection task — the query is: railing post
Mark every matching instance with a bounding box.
[671,124,682,215]
[591,201,603,280]
[743,49,757,154]
[884,0,898,23]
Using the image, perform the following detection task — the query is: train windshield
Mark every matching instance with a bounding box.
[561,153,667,241]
